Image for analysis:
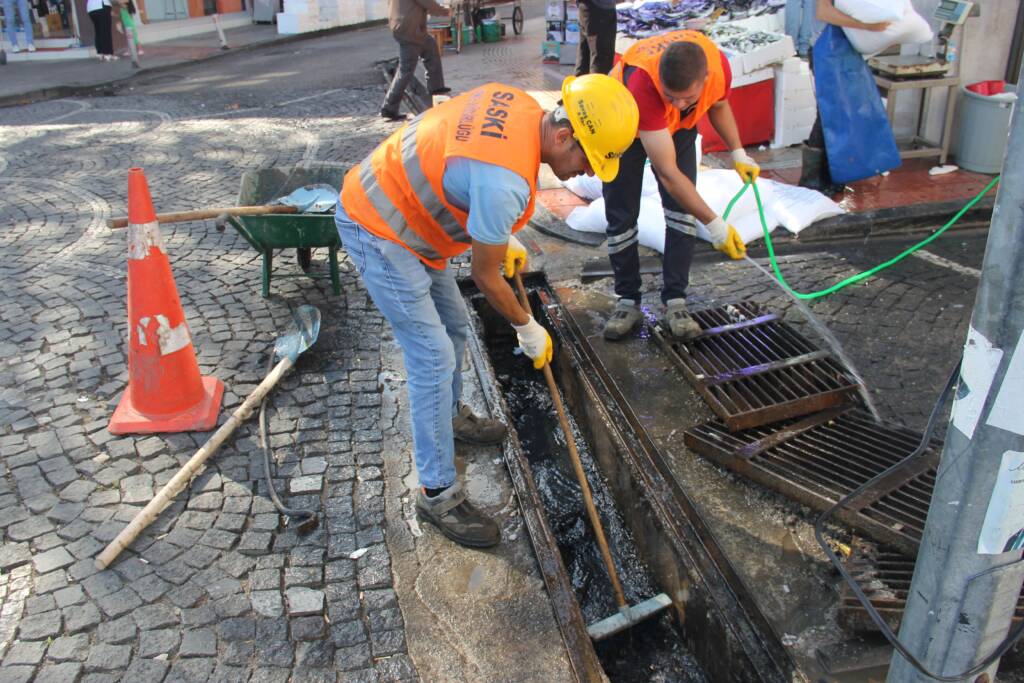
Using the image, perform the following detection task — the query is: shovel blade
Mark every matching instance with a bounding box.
[586,593,672,641]
[274,305,321,363]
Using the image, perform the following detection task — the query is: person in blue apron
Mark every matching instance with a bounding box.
[798,0,899,195]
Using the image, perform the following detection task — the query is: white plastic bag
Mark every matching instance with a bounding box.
[842,0,933,57]
[565,198,608,233]
[834,0,903,25]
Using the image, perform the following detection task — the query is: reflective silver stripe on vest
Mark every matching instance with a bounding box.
[357,115,468,262]
[398,120,470,247]
[357,120,444,262]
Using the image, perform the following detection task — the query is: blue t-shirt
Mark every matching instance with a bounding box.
[442,156,530,245]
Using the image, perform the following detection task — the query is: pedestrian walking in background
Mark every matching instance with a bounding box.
[601,30,755,343]
[87,0,116,61]
[380,0,451,121]
[2,0,36,53]
[784,0,821,56]
[339,75,638,548]
[573,0,616,76]
[116,0,143,56]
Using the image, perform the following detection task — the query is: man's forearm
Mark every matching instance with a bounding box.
[707,103,743,152]
[472,269,530,326]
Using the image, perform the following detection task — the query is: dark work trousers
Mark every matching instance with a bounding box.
[603,126,699,305]
[573,1,616,76]
[382,35,445,113]
[89,6,113,56]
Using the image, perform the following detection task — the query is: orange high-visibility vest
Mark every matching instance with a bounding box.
[611,30,726,134]
[341,84,543,269]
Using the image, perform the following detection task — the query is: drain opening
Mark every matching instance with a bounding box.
[471,290,709,683]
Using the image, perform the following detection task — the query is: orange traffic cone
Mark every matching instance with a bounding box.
[108,168,224,435]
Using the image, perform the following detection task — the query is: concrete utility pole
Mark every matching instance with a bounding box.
[887,63,1024,682]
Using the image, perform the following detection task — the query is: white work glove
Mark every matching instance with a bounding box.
[731,149,760,183]
[512,315,553,370]
[705,216,747,260]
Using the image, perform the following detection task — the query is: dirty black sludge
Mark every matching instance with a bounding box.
[472,293,708,683]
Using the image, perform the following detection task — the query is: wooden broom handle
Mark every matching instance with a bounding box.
[106,204,298,229]
[95,356,294,569]
[511,271,629,610]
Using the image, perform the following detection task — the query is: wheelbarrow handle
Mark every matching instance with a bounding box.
[106,204,298,229]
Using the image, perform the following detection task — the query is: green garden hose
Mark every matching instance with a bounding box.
[721,175,1001,300]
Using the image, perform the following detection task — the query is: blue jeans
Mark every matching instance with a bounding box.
[784,0,819,56]
[3,0,35,48]
[335,208,466,490]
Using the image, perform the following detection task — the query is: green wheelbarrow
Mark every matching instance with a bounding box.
[225,166,347,298]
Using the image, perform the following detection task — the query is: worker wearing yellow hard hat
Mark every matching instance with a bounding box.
[338,75,639,549]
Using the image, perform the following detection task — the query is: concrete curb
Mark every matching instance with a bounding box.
[0,19,386,109]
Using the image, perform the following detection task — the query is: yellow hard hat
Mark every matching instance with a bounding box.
[561,74,640,183]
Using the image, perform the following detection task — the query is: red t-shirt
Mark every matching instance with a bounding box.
[626,52,733,131]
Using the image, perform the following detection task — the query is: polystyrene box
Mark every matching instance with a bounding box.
[741,33,795,74]
[277,12,318,32]
[546,0,564,20]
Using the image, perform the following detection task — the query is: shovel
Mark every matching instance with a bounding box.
[95,305,322,570]
[511,270,672,640]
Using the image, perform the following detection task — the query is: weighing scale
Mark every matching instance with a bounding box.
[869,0,977,79]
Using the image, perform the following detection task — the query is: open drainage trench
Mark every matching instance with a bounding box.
[471,290,708,683]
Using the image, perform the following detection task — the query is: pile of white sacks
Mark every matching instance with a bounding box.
[563,165,846,253]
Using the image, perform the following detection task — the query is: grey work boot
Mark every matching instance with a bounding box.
[415,482,501,548]
[602,299,643,341]
[452,403,507,445]
[664,299,702,341]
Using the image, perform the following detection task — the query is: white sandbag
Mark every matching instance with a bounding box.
[563,174,603,201]
[834,0,903,25]
[637,195,667,252]
[766,182,844,234]
[565,198,608,233]
[842,0,933,57]
[694,169,777,223]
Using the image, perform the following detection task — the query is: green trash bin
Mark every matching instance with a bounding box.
[956,81,1017,174]
[481,20,502,43]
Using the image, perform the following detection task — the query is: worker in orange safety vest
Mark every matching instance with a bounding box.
[602,30,761,342]
[337,75,639,548]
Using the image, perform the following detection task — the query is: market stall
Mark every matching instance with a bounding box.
[601,0,815,151]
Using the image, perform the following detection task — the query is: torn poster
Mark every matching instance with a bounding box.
[951,326,1003,440]
[978,450,1024,554]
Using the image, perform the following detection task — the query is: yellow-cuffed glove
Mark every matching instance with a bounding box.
[705,216,747,260]
[512,315,553,369]
[502,234,528,279]
[731,149,760,183]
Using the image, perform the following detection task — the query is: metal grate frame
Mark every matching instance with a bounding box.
[653,302,861,431]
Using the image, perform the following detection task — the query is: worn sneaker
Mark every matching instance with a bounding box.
[415,482,500,548]
[10,45,20,53]
[452,403,507,445]
[602,299,643,341]
[664,298,702,341]
[27,44,35,52]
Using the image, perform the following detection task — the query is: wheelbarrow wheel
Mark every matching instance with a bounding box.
[297,248,313,273]
[512,6,523,34]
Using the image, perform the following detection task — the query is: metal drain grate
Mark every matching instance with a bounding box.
[683,408,939,555]
[653,302,861,431]
[838,543,1024,634]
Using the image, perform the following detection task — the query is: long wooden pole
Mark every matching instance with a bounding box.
[95,356,294,569]
[511,271,628,611]
[106,204,297,229]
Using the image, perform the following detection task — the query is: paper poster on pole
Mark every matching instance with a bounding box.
[978,451,1024,554]
[951,326,1003,440]
[986,330,1024,437]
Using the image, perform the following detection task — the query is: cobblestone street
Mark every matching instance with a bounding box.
[0,26,431,682]
[0,7,1002,681]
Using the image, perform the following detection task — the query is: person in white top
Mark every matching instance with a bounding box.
[86,0,117,61]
